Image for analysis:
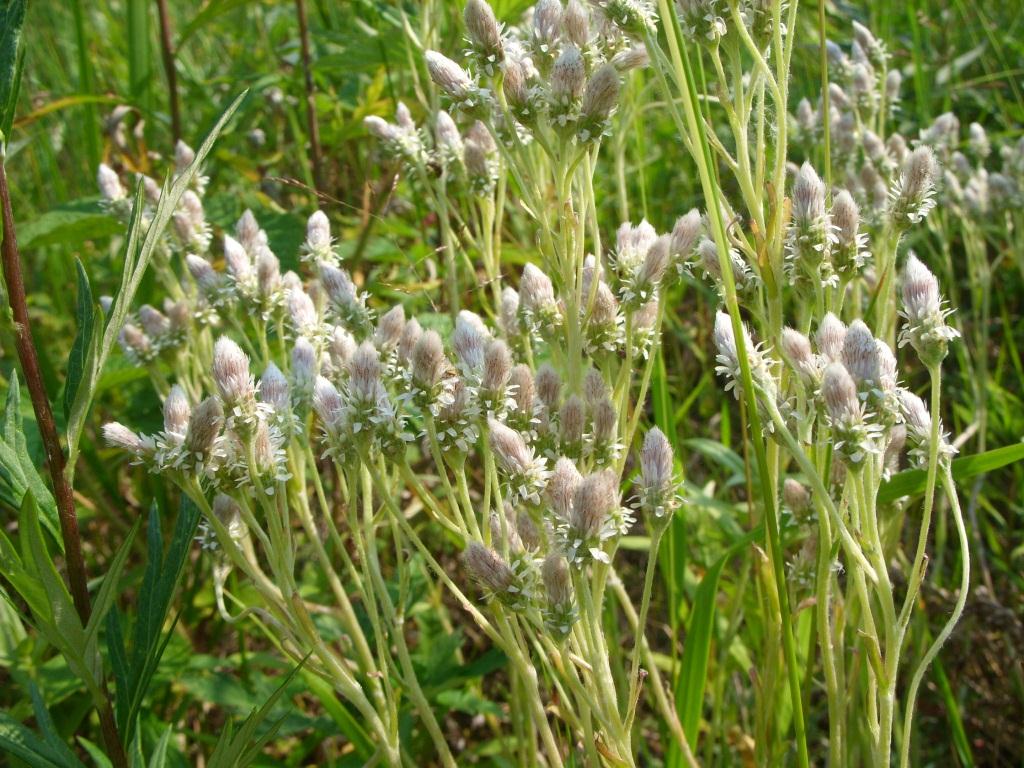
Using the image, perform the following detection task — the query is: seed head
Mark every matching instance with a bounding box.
[638,427,675,517]
[780,327,818,383]
[792,162,827,224]
[348,341,383,404]
[482,339,513,393]
[398,317,423,364]
[822,362,861,423]
[551,45,586,105]
[97,164,126,202]
[548,457,582,521]
[489,419,533,476]
[611,45,649,71]
[559,395,586,450]
[313,376,345,429]
[570,470,618,541]
[890,146,938,226]
[670,209,702,260]
[509,363,534,420]
[580,63,620,122]
[841,320,880,387]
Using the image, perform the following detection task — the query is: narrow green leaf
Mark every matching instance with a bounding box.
[0,712,85,768]
[64,91,247,478]
[0,0,27,142]
[877,442,1024,504]
[83,517,141,649]
[64,258,97,420]
[207,658,308,768]
[119,499,201,738]
[300,672,374,758]
[673,526,761,753]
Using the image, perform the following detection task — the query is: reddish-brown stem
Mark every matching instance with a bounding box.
[295,0,323,192]
[0,162,128,768]
[155,0,181,142]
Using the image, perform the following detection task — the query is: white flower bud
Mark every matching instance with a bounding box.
[103,422,148,455]
[464,0,504,61]
[212,337,254,407]
[412,330,448,389]
[185,397,224,457]
[163,385,191,437]
[374,305,406,350]
[259,362,290,413]
[548,457,582,521]
[815,313,847,363]
[551,45,585,103]
[425,51,473,100]
[535,363,561,409]
[97,164,126,202]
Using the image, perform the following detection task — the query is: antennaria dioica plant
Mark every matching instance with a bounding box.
[59,1,977,766]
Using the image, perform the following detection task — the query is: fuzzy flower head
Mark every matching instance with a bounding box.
[888,146,938,227]
[518,263,561,336]
[489,418,550,504]
[713,311,773,401]
[821,362,881,468]
[463,0,505,73]
[635,427,679,521]
[787,162,837,288]
[898,388,956,467]
[301,211,338,265]
[898,253,959,366]
[425,50,491,112]
[559,469,633,565]
[463,542,532,610]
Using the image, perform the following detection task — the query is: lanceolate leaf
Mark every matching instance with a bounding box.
[672,525,762,756]
[110,499,201,738]
[63,257,100,421]
[877,442,1024,504]
[0,0,27,142]
[0,371,60,545]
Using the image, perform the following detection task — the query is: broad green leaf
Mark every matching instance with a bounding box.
[16,201,119,250]
[877,442,1024,504]
[0,371,60,545]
